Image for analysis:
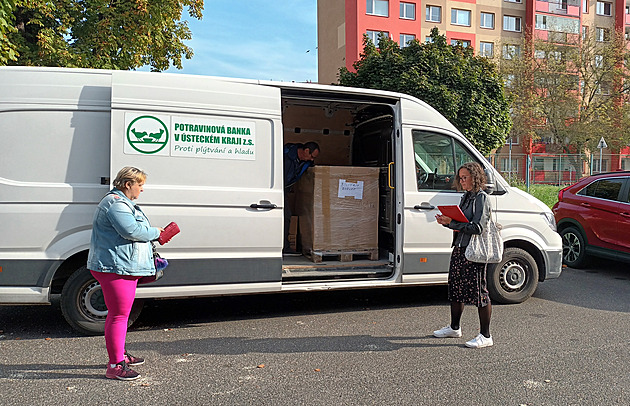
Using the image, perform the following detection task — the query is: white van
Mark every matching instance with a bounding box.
[0,67,562,334]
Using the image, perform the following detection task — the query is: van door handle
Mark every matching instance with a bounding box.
[620,212,630,218]
[250,203,278,209]
[414,203,435,210]
[580,203,591,207]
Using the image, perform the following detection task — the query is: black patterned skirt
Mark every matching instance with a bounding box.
[448,246,491,307]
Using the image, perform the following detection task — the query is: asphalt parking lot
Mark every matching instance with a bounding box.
[1,259,629,405]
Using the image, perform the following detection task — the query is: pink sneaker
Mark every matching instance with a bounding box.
[124,350,144,366]
[105,361,141,381]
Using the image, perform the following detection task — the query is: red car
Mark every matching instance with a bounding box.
[552,171,630,267]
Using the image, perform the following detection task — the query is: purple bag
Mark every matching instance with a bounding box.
[138,244,168,285]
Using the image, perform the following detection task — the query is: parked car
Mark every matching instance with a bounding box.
[553,171,630,267]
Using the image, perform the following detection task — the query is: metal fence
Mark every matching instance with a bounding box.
[487,152,630,186]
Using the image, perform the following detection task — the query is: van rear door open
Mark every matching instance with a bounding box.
[109,71,284,289]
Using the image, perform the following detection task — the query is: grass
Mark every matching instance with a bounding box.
[513,183,564,209]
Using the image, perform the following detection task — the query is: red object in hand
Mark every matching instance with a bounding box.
[158,222,180,245]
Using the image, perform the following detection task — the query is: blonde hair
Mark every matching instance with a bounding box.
[112,166,147,190]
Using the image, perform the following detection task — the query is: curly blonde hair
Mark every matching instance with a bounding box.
[454,162,487,192]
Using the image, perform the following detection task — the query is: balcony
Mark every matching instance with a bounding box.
[536,0,580,17]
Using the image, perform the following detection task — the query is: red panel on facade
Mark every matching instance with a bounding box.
[445,31,476,46]
[350,0,423,71]
[346,0,359,72]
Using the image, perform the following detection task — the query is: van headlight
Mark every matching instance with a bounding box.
[541,212,557,232]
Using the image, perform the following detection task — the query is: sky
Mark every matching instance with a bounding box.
[163,0,318,83]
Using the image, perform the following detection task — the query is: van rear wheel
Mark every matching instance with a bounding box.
[487,247,539,304]
[60,266,143,336]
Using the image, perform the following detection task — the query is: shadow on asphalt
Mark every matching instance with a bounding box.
[134,334,466,357]
[0,285,450,339]
[0,363,104,381]
[134,284,449,331]
[3,256,627,340]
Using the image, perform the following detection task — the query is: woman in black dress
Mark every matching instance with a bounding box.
[434,162,494,348]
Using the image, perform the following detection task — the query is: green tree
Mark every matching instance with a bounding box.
[3,0,203,71]
[0,0,18,64]
[338,28,512,154]
[501,28,630,172]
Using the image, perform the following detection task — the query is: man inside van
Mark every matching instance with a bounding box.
[283,141,320,256]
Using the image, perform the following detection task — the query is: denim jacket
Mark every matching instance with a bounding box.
[445,190,491,248]
[87,188,160,276]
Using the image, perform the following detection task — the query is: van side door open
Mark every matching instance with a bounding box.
[110,71,284,289]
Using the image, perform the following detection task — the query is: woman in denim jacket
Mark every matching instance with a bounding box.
[88,167,162,380]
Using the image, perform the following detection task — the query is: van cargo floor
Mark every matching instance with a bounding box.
[282,256,392,281]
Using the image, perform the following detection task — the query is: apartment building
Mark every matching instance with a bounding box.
[317,0,630,180]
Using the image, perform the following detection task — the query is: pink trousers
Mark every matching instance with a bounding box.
[90,270,140,364]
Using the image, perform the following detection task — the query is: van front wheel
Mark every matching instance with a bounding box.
[487,247,539,304]
[60,266,143,336]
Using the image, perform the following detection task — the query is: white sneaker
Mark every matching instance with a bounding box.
[465,333,493,348]
[433,325,462,338]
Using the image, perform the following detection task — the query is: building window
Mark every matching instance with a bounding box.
[479,42,494,57]
[583,0,588,13]
[503,44,520,59]
[582,25,588,40]
[535,15,547,30]
[366,0,389,17]
[451,9,471,26]
[596,27,609,42]
[505,74,515,87]
[500,158,520,174]
[425,36,433,43]
[366,30,389,45]
[450,39,471,47]
[596,1,612,16]
[400,2,415,20]
[504,15,522,32]
[593,55,606,69]
[400,34,415,47]
[505,0,522,3]
[426,5,441,22]
[480,12,495,29]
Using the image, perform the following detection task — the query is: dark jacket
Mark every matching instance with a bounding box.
[283,143,313,188]
[445,190,491,247]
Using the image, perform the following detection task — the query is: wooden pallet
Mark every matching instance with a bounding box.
[305,248,379,263]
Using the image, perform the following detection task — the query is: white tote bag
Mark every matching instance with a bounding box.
[465,198,503,264]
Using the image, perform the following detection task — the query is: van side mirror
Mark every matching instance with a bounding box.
[484,168,506,195]
[484,168,496,194]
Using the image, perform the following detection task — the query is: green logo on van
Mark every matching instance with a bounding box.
[126,115,169,154]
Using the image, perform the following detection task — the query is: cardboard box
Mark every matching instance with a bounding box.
[296,166,379,254]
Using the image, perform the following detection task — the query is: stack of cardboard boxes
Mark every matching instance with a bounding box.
[295,166,379,260]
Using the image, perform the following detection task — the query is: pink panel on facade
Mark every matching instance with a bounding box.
[446,30,476,45]
[535,1,549,12]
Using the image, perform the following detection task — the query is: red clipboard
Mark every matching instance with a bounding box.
[437,205,469,223]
